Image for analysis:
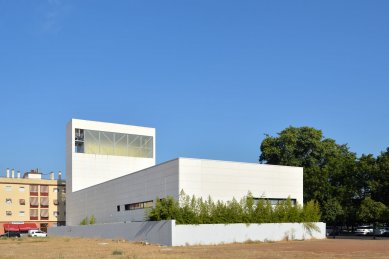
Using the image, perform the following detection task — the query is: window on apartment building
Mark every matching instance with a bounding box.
[40,209,49,220]
[30,185,38,196]
[53,211,59,217]
[124,200,153,211]
[40,197,49,208]
[30,209,38,220]
[6,211,12,216]
[5,198,12,205]
[53,199,59,205]
[19,211,25,216]
[19,186,25,192]
[5,186,11,191]
[40,185,49,196]
[117,205,120,212]
[53,188,59,193]
[30,197,39,208]
[19,199,25,205]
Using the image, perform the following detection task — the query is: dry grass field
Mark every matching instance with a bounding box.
[1,236,389,259]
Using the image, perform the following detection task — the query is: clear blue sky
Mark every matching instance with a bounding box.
[1,1,388,178]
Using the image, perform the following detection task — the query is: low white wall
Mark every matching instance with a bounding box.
[49,221,326,246]
[172,222,326,246]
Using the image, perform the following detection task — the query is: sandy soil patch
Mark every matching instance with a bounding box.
[0,237,389,258]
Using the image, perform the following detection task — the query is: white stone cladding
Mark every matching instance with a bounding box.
[66,158,303,226]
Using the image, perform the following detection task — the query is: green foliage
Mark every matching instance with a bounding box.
[147,196,183,222]
[302,200,321,222]
[80,216,89,225]
[79,215,96,225]
[259,126,389,225]
[89,215,96,225]
[357,197,387,224]
[321,198,343,225]
[147,192,320,224]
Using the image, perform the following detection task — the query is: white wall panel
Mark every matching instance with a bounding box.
[178,158,303,205]
[66,159,179,225]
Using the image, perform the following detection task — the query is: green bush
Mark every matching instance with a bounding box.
[147,191,321,224]
[80,216,89,225]
[89,215,96,224]
[79,215,97,225]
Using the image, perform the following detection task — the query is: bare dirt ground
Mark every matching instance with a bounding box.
[1,237,389,259]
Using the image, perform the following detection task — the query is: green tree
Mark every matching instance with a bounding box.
[80,216,89,225]
[242,192,255,223]
[302,200,321,222]
[147,193,320,224]
[253,199,272,223]
[374,149,389,205]
[259,126,356,224]
[321,198,343,225]
[357,197,386,224]
[89,215,96,224]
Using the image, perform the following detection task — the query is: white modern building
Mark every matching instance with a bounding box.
[66,119,303,226]
[66,119,155,193]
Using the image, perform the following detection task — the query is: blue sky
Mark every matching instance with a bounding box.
[0,1,388,178]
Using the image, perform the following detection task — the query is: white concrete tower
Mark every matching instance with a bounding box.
[66,119,156,193]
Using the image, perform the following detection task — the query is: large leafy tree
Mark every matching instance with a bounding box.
[259,126,389,226]
[357,197,386,224]
[374,149,389,205]
[259,126,356,205]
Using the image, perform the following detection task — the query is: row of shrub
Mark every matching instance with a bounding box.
[80,215,96,225]
[147,191,321,224]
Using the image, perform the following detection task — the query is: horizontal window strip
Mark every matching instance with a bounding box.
[124,200,153,211]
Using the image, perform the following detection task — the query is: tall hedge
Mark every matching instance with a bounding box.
[147,191,321,224]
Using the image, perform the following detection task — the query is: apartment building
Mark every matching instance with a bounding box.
[0,169,65,234]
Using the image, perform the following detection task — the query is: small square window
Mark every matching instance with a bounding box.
[5,198,12,205]
[19,199,25,205]
[19,211,25,216]
[53,188,59,193]
[53,199,59,205]
[6,211,12,216]
[5,186,11,191]
[19,186,25,192]
[53,211,59,217]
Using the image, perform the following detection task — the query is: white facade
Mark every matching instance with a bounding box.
[66,119,156,193]
[66,158,303,226]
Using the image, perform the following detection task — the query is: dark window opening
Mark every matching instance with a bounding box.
[117,205,120,212]
[75,128,85,153]
[124,200,153,211]
[254,198,297,206]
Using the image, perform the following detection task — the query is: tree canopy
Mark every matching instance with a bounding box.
[259,126,389,226]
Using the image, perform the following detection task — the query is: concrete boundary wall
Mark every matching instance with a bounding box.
[48,221,326,246]
[173,222,326,246]
[48,221,173,246]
